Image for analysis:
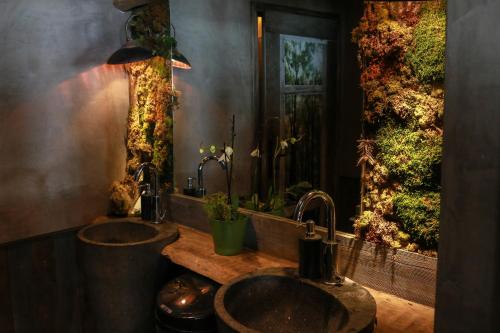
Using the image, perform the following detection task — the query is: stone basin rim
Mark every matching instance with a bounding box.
[77,219,178,247]
[214,267,377,333]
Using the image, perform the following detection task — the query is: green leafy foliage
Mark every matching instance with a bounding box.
[393,191,440,249]
[242,187,285,217]
[109,1,177,213]
[406,6,446,83]
[354,211,411,249]
[129,2,176,59]
[377,124,442,189]
[126,57,176,190]
[352,2,445,253]
[204,193,245,222]
[284,39,323,85]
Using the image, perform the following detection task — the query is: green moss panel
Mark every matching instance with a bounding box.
[352,1,445,254]
[109,0,176,216]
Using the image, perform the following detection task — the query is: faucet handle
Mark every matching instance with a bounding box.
[304,220,316,239]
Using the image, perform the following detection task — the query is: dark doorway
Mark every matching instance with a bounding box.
[255,6,339,225]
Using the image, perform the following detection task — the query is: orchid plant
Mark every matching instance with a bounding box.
[245,135,301,216]
[271,136,302,192]
[200,115,237,207]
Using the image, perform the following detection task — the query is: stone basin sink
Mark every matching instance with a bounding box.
[79,219,176,246]
[214,268,376,333]
[78,218,178,333]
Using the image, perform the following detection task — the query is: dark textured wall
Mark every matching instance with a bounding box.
[435,1,500,332]
[0,231,82,333]
[171,0,255,195]
[0,0,129,243]
[171,0,363,203]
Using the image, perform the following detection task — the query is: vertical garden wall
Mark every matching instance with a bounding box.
[109,1,177,215]
[352,1,446,255]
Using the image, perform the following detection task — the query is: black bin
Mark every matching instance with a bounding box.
[155,272,219,333]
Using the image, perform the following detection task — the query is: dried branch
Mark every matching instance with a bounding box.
[357,138,376,166]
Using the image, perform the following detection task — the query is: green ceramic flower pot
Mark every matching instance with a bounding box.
[210,217,248,256]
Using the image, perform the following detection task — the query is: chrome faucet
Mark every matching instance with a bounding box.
[197,155,226,197]
[134,162,163,224]
[293,190,344,285]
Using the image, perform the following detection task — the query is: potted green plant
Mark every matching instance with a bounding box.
[202,115,248,256]
[204,193,247,255]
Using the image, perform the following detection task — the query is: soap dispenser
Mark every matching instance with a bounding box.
[140,183,153,221]
[183,177,197,197]
[298,220,322,279]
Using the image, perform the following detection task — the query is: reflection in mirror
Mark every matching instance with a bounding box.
[170,1,376,237]
[245,8,347,231]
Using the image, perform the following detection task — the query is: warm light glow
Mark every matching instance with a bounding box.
[56,64,124,94]
[257,16,263,39]
[172,59,192,70]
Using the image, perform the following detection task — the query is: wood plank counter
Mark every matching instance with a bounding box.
[162,225,434,333]
[162,225,297,284]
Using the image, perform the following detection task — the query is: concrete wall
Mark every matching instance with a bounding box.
[0,0,129,244]
[435,1,500,332]
[171,0,363,199]
[171,0,255,195]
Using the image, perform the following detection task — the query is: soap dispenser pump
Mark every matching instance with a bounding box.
[298,220,322,279]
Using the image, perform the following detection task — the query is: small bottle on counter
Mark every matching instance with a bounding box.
[183,177,197,197]
[141,183,153,221]
[298,220,322,280]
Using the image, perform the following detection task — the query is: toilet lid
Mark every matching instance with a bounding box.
[156,272,219,331]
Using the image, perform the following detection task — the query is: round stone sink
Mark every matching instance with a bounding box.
[77,218,178,333]
[214,268,376,333]
[79,220,163,245]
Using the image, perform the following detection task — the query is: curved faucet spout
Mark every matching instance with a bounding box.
[293,190,343,285]
[134,162,159,194]
[293,190,336,243]
[197,155,227,197]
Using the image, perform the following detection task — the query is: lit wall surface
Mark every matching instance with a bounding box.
[170,0,362,197]
[0,0,129,243]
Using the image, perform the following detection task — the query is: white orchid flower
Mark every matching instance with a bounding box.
[224,146,233,157]
[209,145,217,154]
[199,147,205,154]
[218,146,234,163]
[218,153,229,163]
[250,148,261,158]
[280,140,288,150]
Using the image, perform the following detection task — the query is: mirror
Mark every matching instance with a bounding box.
[171,0,445,252]
[171,1,362,233]
[250,9,344,227]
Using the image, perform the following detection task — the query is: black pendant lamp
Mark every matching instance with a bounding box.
[171,25,191,70]
[107,14,154,65]
[172,48,191,70]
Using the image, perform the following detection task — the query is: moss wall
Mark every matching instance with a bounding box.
[109,1,176,215]
[352,1,445,254]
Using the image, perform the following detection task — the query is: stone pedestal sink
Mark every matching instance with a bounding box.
[214,267,376,333]
[77,218,178,333]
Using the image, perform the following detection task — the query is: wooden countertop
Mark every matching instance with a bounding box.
[162,225,434,333]
[162,225,296,284]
